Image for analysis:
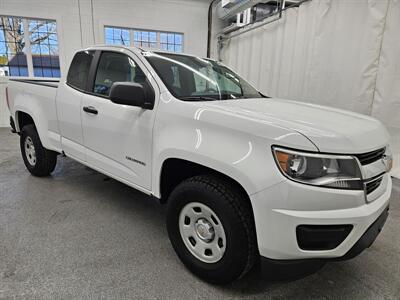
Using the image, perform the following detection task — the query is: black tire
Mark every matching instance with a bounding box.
[20,124,57,177]
[166,175,258,284]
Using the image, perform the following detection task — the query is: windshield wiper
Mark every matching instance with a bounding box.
[179,96,217,101]
[259,92,270,98]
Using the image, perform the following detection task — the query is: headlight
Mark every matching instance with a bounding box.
[272,147,363,190]
[383,146,393,172]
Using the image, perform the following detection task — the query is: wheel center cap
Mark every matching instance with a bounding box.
[195,218,215,242]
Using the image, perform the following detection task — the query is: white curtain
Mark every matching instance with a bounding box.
[221,0,400,177]
[221,0,400,130]
[372,0,400,130]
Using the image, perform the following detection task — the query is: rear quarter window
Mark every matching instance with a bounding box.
[67,51,95,91]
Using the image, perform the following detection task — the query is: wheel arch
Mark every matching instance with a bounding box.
[13,108,57,152]
[15,110,35,132]
[157,156,253,205]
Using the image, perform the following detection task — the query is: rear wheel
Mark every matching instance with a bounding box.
[20,124,57,176]
[166,175,258,284]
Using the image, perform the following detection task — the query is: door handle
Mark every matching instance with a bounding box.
[83,106,98,115]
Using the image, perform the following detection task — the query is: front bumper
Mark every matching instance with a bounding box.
[336,205,388,260]
[250,174,392,260]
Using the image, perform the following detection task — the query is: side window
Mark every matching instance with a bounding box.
[93,52,147,96]
[67,51,95,90]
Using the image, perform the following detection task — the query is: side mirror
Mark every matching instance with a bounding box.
[109,82,154,109]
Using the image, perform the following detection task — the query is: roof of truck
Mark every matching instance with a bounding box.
[84,44,143,55]
[81,44,216,61]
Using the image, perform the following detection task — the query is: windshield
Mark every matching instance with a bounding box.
[144,52,264,101]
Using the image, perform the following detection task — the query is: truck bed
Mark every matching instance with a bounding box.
[8,78,62,153]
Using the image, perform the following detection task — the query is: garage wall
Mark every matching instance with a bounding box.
[0,0,211,73]
[0,0,211,126]
[220,0,400,177]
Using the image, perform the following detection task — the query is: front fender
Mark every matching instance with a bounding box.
[153,148,266,198]
[152,97,318,198]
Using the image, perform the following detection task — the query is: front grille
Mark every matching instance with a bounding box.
[365,177,383,194]
[355,148,385,165]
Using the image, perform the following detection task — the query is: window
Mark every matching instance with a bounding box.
[93,52,147,97]
[0,16,60,77]
[134,30,157,49]
[104,27,130,46]
[67,51,94,91]
[29,20,60,77]
[160,32,182,53]
[0,17,27,76]
[193,66,242,95]
[145,52,263,101]
[104,26,183,53]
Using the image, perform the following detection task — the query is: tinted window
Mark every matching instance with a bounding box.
[93,52,148,96]
[67,51,94,90]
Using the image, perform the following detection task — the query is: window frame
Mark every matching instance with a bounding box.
[104,25,184,53]
[133,30,157,49]
[67,49,156,103]
[0,15,60,78]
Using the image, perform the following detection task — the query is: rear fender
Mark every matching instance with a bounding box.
[12,87,61,152]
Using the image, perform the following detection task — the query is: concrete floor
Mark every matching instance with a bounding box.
[0,127,399,300]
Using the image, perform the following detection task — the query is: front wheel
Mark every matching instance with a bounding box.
[166,175,258,284]
[20,124,58,177]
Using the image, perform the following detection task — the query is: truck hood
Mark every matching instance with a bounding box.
[206,98,389,153]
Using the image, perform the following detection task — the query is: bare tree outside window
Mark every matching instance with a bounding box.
[0,17,25,76]
[0,16,60,77]
[0,17,25,52]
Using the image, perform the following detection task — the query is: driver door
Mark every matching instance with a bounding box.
[81,50,157,190]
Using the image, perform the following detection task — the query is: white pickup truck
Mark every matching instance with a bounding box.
[6,45,393,284]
